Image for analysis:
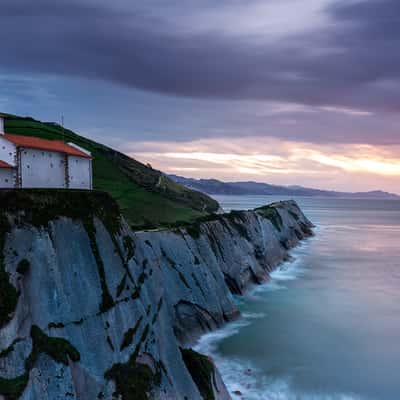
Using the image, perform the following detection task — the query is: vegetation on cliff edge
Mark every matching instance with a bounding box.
[0,190,120,314]
[4,114,219,228]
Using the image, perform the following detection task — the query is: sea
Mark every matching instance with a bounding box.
[194,195,400,400]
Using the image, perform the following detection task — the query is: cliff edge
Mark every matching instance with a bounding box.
[0,190,313,400]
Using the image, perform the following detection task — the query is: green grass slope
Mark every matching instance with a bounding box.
[3,114,219,228]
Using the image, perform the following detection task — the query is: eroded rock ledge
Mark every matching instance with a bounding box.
[0,190,313,400]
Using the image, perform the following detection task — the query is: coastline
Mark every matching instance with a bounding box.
[194,237,315,399]
[0,192,313,400]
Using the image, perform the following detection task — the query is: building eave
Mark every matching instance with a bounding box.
[0,160,14,168]
[2,133,92,159]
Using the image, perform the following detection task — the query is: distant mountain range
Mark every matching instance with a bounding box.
[169,175,400,200]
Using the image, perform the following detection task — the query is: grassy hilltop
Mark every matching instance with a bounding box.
[3,114,219,228]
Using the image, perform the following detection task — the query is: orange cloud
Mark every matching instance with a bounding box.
[127,137,400,193]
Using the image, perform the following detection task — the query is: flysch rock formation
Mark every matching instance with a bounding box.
[0,190,313,400]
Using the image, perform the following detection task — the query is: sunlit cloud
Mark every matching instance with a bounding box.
[155,0,336,39]
[232,101,373,118]
[128,137,400,193]
[309,154,400,176]
[318,106,373,117]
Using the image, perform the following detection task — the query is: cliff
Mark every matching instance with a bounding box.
[0,190,313,400]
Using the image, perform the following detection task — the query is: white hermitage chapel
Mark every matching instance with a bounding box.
[0,114,92,189]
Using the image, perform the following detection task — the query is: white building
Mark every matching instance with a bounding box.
[0,115,92,189]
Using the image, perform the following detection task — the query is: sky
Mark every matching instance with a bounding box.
[1,0,400,193]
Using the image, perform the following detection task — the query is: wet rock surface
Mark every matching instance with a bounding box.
[0,191,312,400]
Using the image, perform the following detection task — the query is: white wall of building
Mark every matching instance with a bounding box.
[0,117,4,133]
[68,156,92,189]
[0,136,16,166]
[20,148,67,188]
[0,168,14,188]
[0,135,92,189]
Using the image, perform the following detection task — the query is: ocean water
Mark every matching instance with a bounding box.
[195,196,400,400]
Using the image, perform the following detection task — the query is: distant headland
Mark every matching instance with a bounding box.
[170,175,400,200]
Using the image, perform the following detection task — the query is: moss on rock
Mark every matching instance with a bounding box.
[0,325,80,399]
[255,205,283,231]
[0,190,122,234]
[84,217,115,313]
[16,259,30,275]
[105,361,155,400]
[180,348,216,400]
[120,316,144,351]
[27,325,80,368]
[106,322,156,400]
[0,213,19,328]
[0,374,29,400]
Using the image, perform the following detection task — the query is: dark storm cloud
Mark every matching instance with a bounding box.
[1,0,400,113]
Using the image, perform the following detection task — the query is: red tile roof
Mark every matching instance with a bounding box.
[0,160,13,168]
[3,134,91,158]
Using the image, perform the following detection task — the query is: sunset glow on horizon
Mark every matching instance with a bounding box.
[130,138,400,194]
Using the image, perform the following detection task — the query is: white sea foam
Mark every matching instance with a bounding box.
[194,312,264,355]
[268,242,311,283]
[243,247,309,300]
[196,322,363,400]
[218,357,363,400]
[195,232,366,400]
[270,262,305,281]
